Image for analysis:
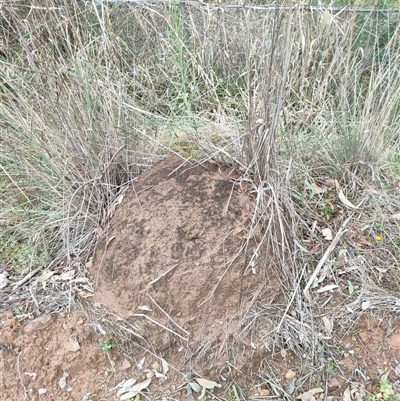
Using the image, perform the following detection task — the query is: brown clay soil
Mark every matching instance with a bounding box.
[2,310,400,400]
[2,156,400,400]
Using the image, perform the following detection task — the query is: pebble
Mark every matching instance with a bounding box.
[145,371,155,379]
[151,361,160,371]
[23,315,56,333]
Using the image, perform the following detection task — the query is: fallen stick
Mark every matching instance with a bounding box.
[148,264,178,286]
[13,266,42,290]
[146,293,190,336]
[303,214,352,298]
[132,314,188,342]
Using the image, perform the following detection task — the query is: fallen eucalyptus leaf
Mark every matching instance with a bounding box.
[58,270,75,281]
[195,378,222,389]
[343,387,352,401]
[154,371,167,379]
[189,381,202,392]
[316,284,338,293]
[137,357,145,370]
[116,378,137,395]
[119,379,151,400]
[348,280,355,295]
[33,270,55,285]
[199,387,206,400]
[338,190,357,209]
[322,316,333,336]
[297,388,324,401]
[161,358,169,375]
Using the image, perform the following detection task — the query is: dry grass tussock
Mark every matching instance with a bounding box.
[1,0,400,391]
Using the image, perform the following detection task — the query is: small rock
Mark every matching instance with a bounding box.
[151,361,160,372]
[328,376,341,388]
[324,179,338,188]
[64,336,80,352]
[145,371,155,379]
[259,389,270,396]
[23,315,56,333]
[4,317,16,327]
[285,369,296,380]
[59,372,69,390]
[120,359,131,371]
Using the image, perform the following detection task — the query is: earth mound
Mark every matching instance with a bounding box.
[90,156,275,373]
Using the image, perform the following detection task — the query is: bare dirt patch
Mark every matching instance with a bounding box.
[2,310,400,400]
[0,311,127,401]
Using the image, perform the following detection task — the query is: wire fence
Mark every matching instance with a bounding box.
[13,1,400,13]
[90,0,400,13]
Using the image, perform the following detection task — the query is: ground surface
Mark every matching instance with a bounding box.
[2,310,400,400]
[1,156,400,400]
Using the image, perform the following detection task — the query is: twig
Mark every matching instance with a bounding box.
[146,293,190,335]
[12,266,42,290]
[148,264,178,286]
[276,263,308,333]
[105,350,116,373]
[132,314,188,342]
[29,287,39,310]
[303,214,353,298]
[198,247,244,308]
[16,350,28,400]
[119,324,145,340]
